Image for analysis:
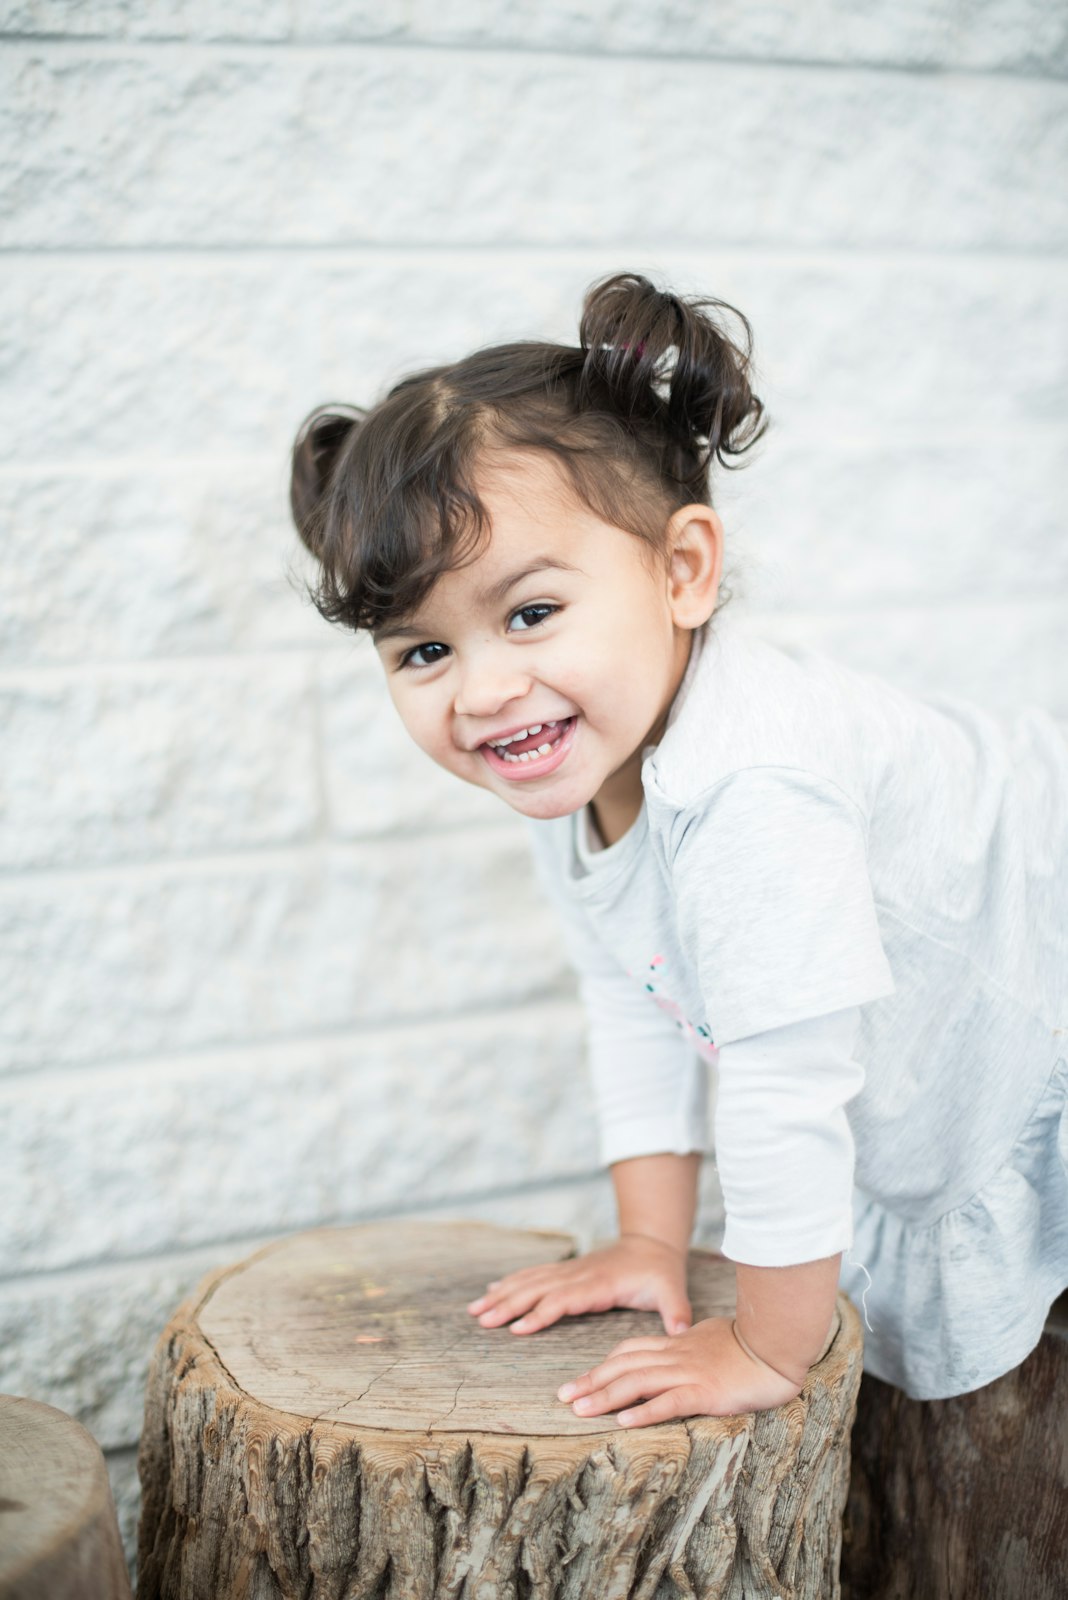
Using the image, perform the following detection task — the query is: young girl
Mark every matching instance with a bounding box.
[289,272,1068,1428]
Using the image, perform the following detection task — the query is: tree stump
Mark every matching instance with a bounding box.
[138,1221,863,1600]
[841,1294,1068,1600]
[0,1394,132,1600]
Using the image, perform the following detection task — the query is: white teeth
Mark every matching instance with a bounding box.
[499,741,554,765]
[488,718,568,755]
[488,720,560,750]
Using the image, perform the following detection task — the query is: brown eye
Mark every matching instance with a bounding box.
[401,641,449,669]
[508,604,558,633]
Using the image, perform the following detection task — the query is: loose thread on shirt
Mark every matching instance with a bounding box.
[845,1250,875,1332]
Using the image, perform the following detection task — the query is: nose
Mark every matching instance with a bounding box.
[453,640,532,722]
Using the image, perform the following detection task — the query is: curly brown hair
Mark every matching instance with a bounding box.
[290,272,766,635]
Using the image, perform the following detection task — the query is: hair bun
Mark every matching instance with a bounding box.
[290,404,364,553]
[579,272,765,469]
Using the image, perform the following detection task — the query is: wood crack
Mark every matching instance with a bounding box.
[427,1376,466,1434]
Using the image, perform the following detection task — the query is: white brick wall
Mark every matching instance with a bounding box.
[2,1,1066,1574]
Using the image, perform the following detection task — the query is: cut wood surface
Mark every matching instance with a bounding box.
[0,1394,132,1600]
[195,1220,738,1434]
[138,1220,863,1599]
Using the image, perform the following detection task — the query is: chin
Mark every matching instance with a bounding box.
[500,786,590,822]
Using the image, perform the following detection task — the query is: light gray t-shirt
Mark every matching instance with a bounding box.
[527,617,1068,1398]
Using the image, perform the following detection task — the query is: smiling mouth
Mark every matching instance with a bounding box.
[485,719,569,762]
[480,717,576,778]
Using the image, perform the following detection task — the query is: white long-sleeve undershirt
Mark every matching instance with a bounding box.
[584,977,862,1267]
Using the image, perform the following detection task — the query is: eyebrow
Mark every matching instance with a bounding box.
[373,558,580,644]
[477,558,580,607]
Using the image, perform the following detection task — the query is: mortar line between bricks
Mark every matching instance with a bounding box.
[0,453,282,475]
[0,1169,607,1290]
[3,239,1068,263]
[0,649,335,684]
[0,812,533,883]
[0,987,581,1084]
[1,33,1065,87]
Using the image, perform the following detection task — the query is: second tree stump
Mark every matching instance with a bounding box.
[138,1221,863,1599]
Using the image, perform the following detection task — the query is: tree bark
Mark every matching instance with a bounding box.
[138,1221,863,1600]
[0,1394,132,1600]
[841,1296,1068,1600]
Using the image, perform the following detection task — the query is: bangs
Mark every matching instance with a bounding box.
[307,383,495,635]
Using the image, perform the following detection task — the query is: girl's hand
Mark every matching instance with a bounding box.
[557,1315,804,1427]
[466,1233,693,1337]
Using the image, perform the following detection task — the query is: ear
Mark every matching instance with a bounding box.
[664,504,723,628]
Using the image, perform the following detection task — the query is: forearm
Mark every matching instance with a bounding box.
[733,1255,841,1386]
[611,1151,701,1256]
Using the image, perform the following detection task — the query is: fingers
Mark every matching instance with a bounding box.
[566,1364,682,1418]
[617,1387,703,1429]
[470,1284,549,1329]
[468,1262,611,1333]
[467,1265,551,1311]
[657,1292,692,1337]
[467,1265,566,1325]
[507,1293,589,1335]
[557,1339,671,1402]
[605,1335,672,1358]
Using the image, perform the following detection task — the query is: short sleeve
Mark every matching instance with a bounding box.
[666,768,895,1045]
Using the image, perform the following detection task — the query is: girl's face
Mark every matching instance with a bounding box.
[374,454,720,842]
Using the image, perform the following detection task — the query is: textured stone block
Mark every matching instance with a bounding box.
[0,0,290,38]
[2,48,1065,249]
[3,257,1065,469]
[0,829,571,1070]
[0,466,325,664]
[0,1253,229,1451]
[0,1001,594,1272]
[716,430,1068,610]
[954,0,1068,74]
[740,601,1068,714]
[320,645,505,837]
[0,257,579,463]
[0,658,320,867]
[730,260,1068,436]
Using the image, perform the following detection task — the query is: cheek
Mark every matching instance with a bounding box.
[387,684,440,755]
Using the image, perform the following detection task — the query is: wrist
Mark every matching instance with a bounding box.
[731,1319,807,1389]
[611,1151,700,1258]
[618,1229,686,1259]
[732,1255,842,1382]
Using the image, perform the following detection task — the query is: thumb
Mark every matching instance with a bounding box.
[658,1291,692,1337]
